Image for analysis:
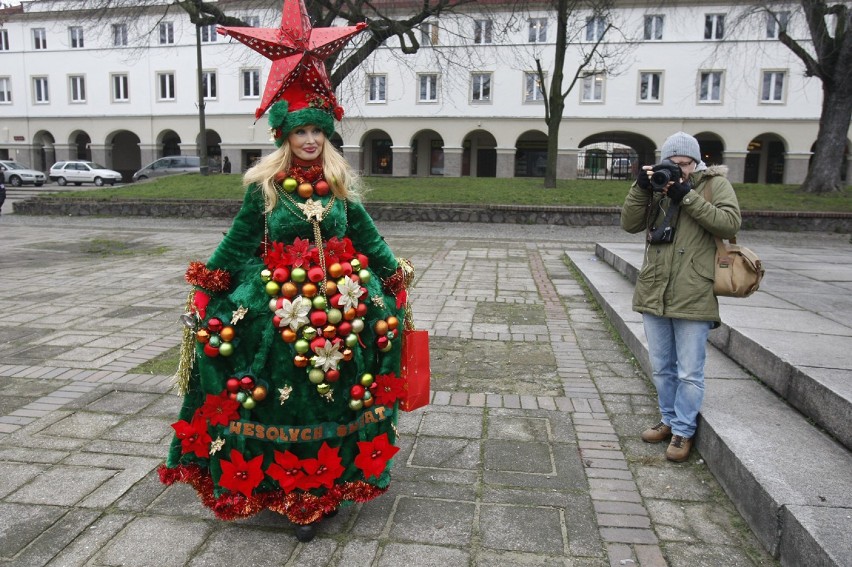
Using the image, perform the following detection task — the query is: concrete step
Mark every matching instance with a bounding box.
[594,243,852,452]
[566,248,852,567]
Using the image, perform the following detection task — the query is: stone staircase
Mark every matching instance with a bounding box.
[568,243,852,567]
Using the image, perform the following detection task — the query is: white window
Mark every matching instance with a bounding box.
[159,22,174,45]
[201,24,217,43]
[0,77,11,103]
[586,16,607,41]
[644,15,664,40]
[420,22,438,46]
[704,14,725,40]
[767,11,790,39]
[368,75,386,103]
[242,69,260,98]
[202,71,217,100]
[158,72,175,100]
[113,24,128,46]
[528,18,547,43]
[69,26,84,48]
[33,76,49,103]
[474,19,492,44]
[33,28,47,50]
[639,71,662,102]
[699,71,722,103]
[418,73,438,102]
[471,72,491,103]
[112,73,129,102]
[524,72,544,102]
[0,29,9,51]
[761,70,786,103]
[244,15,261,27]
[581,72,604,102]
[69,75,86,103]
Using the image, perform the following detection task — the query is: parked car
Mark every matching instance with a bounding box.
[133,155,202,181]
[49,161,123,186]
[611,158,633,179]
[0,160,47,186]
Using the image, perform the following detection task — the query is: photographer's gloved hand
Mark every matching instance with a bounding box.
[666,181,690,203]
[636,171,652,191]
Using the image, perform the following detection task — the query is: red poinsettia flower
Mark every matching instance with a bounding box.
[196,393,241,427]
[266,449,307,493]
[263,240,289,271]
[172,416,212,458]
[374,373,405,406]
[324,237,356,266]
[218,449,265,498]
[283,237,318,268]
[354,433,399,480]
[300,443,345,490]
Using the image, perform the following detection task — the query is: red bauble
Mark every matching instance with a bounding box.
[376,336,389,349]
[203,343,220,357]
[274,171,288,183]
[315,180,330,196]
[307,266,325,283]
[330,294,343,308]
[350,384,365,400]
[240,376,255,390]
[273,267,290,283]
[273,315,282,328]
[356,303,368,317]
[341,262,353,276]
[325,369,340,383]
[336,321,352,337]
[207,318,223,333]
[310,337,327,353]
[310,310,328,327]
[357,253,369,268]
[226,378,240,393]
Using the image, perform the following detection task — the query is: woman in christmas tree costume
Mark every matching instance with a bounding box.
[159,2,412,542]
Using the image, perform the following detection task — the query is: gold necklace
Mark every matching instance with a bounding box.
[273,183,337,294]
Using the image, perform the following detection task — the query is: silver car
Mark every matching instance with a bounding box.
[49,161,123,186]
[133,155,201,181]
[0,160,47,186]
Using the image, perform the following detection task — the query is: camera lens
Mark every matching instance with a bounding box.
[650,170,671,190]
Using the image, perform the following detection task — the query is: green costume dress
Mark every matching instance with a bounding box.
[159,181,407,524]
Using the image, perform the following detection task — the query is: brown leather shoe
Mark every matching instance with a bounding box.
[666,435,693,462]
[641,421,672,443]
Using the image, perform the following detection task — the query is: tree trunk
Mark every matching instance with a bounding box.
[544,99,563,188]
[801,82,852,193]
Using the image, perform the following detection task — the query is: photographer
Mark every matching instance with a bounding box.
[621,132,741,462]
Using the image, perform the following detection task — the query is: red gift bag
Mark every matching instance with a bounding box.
[400,329,431,412]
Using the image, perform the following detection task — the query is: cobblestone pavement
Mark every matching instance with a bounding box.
[3,215,837,566]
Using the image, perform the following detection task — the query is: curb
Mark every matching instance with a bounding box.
[12,198,852,233]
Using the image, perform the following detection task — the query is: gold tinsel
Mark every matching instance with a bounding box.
[172,290,197,396]
[397,257,416,331]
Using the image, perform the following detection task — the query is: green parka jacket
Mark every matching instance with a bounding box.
[621,165,742,325]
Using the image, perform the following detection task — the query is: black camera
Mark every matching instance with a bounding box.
[649,160,683,191]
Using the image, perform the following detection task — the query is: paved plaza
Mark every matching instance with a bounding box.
[2,214,847,566]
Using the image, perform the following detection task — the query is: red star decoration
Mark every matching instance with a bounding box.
[218,0,366,120]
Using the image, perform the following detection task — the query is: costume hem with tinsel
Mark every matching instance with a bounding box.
[158,463,386,524]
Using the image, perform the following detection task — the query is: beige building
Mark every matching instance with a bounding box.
[0,0,849,184]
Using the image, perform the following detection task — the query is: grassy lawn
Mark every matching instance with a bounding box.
[46,173,852,212]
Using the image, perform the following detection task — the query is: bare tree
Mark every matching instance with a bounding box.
[733,1,851,193]
[532,0,631,188]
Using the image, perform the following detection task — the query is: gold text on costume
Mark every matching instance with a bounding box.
[226,406,390,443]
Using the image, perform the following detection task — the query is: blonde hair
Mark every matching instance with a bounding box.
[243,138,363,214]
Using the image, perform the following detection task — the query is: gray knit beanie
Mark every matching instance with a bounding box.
[661,132,701,163]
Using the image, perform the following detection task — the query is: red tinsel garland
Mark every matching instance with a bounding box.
[158,464,386,524]
[185,261,232,292]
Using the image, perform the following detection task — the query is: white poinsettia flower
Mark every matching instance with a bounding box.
[275,296,310,331]
[337,276,362,312]
[314,339,344,371]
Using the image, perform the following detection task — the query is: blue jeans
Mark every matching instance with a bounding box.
[642,314,713,438]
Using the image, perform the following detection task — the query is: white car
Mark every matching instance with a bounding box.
[0,160,47,186]
[49,161,123,186]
